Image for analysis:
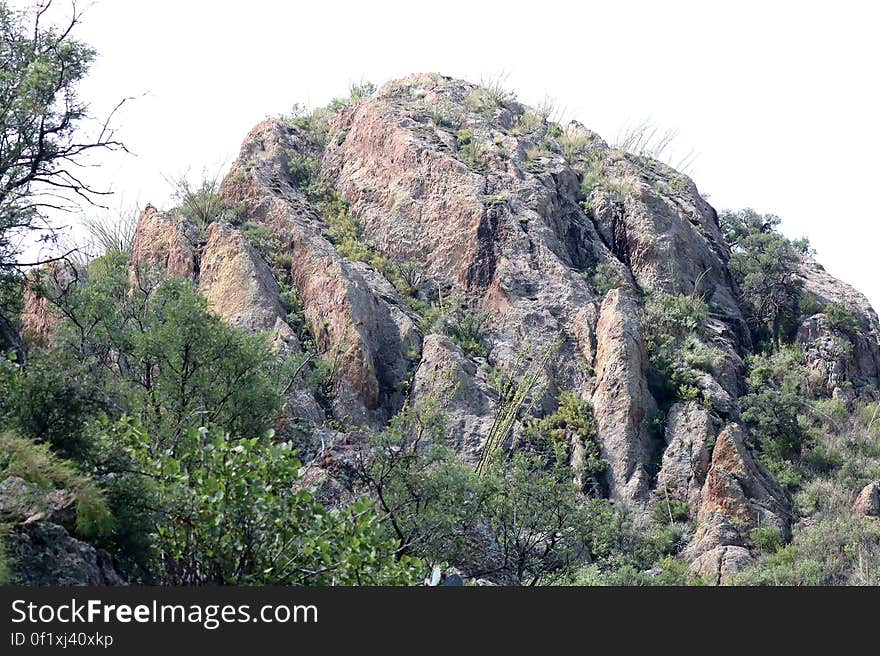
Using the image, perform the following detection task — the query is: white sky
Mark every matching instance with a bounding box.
[18,0,880,308]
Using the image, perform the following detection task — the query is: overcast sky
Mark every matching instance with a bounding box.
[20,0,880,308]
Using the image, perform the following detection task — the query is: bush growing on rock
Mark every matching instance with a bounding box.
[642,292,720,407]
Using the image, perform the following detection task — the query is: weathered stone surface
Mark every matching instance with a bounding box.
[591,289,656,509]
[412,333,498,464]
[219,121,420,426]
[18,263,78,349]
[0,477,123,586]
[130,204,200,281]
[8,522,123,586]
[689,545,754,585]
[20,279,56,348]
[0,476,75,528]
[853,481,880,517]
[796,312,880,401]
[685,424,790,583]
[654,403,717,516]
[198,221,286,332]
[797,254,880,399]
[324,74,616,402]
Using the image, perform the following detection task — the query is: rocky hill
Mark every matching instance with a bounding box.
[4,74,880,585]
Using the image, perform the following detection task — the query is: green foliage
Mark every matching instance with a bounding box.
[81,210,138,257]
[482,449,587,584]
[0,528,10,584]
[525,392,605,495]
[284,104,334,147]
[0,1,107,279]
[642,292,719,407]
[10,252,284,479]
[419,295,490,358]
[577,152,632,207]
[359,396,625,585]
[721,209,803,346]
[240,222,280,261]
[0,433,112,538]
[167,173,233,227]
[824,302,861,334]
[327,81,376,112]
[0,350,103,460]
[650,496,690,525]
[740,347,810,466]
[558,131,589,164]
[749,525,784,553]
[588,262,625,296]
[733,514,880,585]
[798,293,823,317]
[455,129,487,173]
[479,338,560,474]
[465,80,514,120]
[114,418,422,585]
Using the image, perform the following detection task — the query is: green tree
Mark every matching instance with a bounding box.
[108,417,423,585]
[0,1,125,353]
[721,209,802,347]
[41,254,282,445]
[740,347,810,465]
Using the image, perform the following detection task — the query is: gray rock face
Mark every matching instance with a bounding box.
[797,313,880,401]
[0,477,123,586]
[130,204,201,281]
[219,120,420,427]
[412,333,498,464]
[8,522,123,586]
[797,254,880,399]
[591,289,657,510]
[0,476,75,527]
[588,157,747,341]
[654,403,717,516]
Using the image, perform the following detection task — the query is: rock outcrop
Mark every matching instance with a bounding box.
[654,403,717,516]
[130,204,200,281]
[411,333,498,464]
[15,72,880,585]
[219,120,420,426]
[853,481,880,517]
[591,289,656,509]
[797,254,880,400]
[684,425,790,583]
[0,477,123,586]
[198,221,286,332]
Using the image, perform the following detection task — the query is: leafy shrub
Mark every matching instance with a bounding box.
[588,262,625,296]
[825,302,861,334]
[525,392,605,495]
[642,292,720,406]
[749,525,784,553]
[798,293,823,317]
[733,514,880,585]
[455,129,487,173]
[0,352,102,460]
[650,496,690,525]
[740,347,810,465]
[114,419,422,585]
[721,209,803,346]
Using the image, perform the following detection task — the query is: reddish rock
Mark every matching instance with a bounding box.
[852,481,880,517]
